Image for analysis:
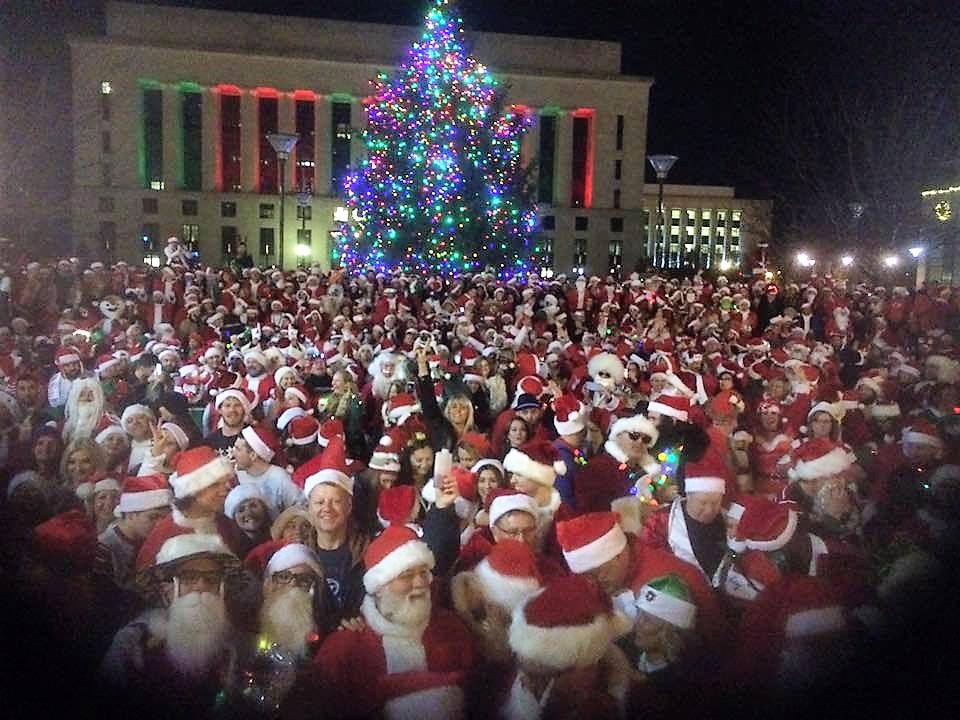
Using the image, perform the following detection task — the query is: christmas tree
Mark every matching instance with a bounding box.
[335,0,538,276]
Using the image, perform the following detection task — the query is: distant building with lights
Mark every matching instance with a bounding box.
[69,1,771,273]
[919,185,959,284]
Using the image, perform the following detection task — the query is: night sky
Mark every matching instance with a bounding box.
[2,0,958,248]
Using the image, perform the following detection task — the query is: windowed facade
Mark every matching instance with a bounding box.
[182,89,202,191]
[297,204,312,221]
[100,221,116,253]
[142,197,159,214]
[259,203,275,219]
[616,114,624,151]
[537,114,556,204]
[295,95,316,190]
[575,216,589,231]
[181,223,200,252]
[614,160,622,181]
[141,86,163,190]
[259,227,275,257]
[573,238,587,274]
[220,90,242,192]
[700,209,713,269]
[570,113,593,208]
[258,93,279,193]
[541,236,554,271]
[608,238,623,278]
[331,101,352,194]
[221,201,237,217]
[182,199,198,216]
[669,209,682,268]
[610,217,624,233]
[100,81,112,121]
[221,226,239,257]
[141,222,159,252]
[541,215,555,231]
[102,131,111,154]
[297,228,312,246]
[613,189,621,209]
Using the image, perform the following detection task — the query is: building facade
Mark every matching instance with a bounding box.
[919,185,959,285]
[70,1,771,273]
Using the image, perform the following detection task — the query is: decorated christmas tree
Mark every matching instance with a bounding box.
[335,0,538,276]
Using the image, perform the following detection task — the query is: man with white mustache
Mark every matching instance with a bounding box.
[101,534,240,712]
[315,525,474,720]
[258,543,327,661]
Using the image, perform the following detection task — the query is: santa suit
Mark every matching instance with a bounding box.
[573,441,660,515]
[641,497,728,587]
[565,284,588,312]
[242,372,276,408]
[141,299,175,332]
[372,295,400,326]
[749,430,794,497]
[315,595,474,720]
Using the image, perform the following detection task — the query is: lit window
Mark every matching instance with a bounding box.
[101,81,112,95]
[150,180,165,191]
[334,206,350,223]
[143,254,161,267]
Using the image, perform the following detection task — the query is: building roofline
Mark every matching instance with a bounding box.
[67,35,654,86]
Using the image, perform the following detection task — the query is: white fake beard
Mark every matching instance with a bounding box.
[259,586,316,660]
[379,587,431,629]
[65,399,103,441]
[371,373,394,401]
[165,591,230,678]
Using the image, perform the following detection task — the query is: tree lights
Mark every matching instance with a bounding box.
[335,0,537,277]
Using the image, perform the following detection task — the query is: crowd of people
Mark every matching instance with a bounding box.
[1,241,959,719]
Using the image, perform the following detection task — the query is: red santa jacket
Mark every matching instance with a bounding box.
[314,598,474,720]
[749,430,795,497]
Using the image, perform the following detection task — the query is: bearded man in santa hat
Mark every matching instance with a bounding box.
[101,534,242,714]
[62,376,107,443]
[48,345,85,408]
[257,543,328,661]
[314,525,475,720]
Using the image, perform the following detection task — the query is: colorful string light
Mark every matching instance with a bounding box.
[335,0,537,277]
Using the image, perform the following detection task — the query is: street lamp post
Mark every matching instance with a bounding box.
[296,182,312,268]
[647,154,678,269]
[267,132,300,270]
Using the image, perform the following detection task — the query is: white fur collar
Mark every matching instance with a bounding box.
[172,507,218,533]
[604,440,629,465]
[537,488,562,519]
[360,594,427,641]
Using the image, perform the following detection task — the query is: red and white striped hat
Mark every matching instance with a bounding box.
[114,474,172,515]
[555,512,628,574]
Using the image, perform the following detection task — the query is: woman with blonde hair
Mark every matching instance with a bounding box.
[60,437,104,491]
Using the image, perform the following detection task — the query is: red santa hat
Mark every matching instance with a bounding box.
[376,485,419,528]
[683,453,728,495]
[316,417,345,448]
[487,488,539,528]
[285,414,320,446]
[513,374,544,403]
[607,414,659,446]
[274,365,300,387]
[32,509,97,572]
[95,353,121,375]
[646,391,690,422]
[503,439,566,487]
[385,393,421,425]
[459,431,491,459]
[553,393,586,436]
[555,512,628,574]
[369,428,405,473]
[901,420,943,450]
[224,483,270,520]
[114,474,172,515]
[284,384,312,407]
[788,438,854,482]
[264,542,323,578]
[214,387,254,414]
[277,406,307,433]
[168,446,234,499]
[508,574,630,672]
[472,539,543,611]
[728,500,798,553]
[94,421,127,445]
[56,346,82,367]
[302,435,354,498]
[362,524,435,594]
[241,425,280,463]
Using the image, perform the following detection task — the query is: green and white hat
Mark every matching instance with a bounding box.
[635,574,697,630]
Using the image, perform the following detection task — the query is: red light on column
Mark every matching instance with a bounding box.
[572,108,596,209]
[214,84,241,96]
[255,86,279,98]
[293,89,316,101]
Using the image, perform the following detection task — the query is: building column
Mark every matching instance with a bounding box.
[162,85,180,191]
[241,90,258,193]
[315,95,331,197]
[202,87,219,192]
[554,111,573,209]
[280,92,297,190]
[520,106,539,169]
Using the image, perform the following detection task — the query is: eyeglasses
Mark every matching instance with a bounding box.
[271,571,317,590]
[177,569,224,586]
[497,525,536,539]
[627,432,651,443]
